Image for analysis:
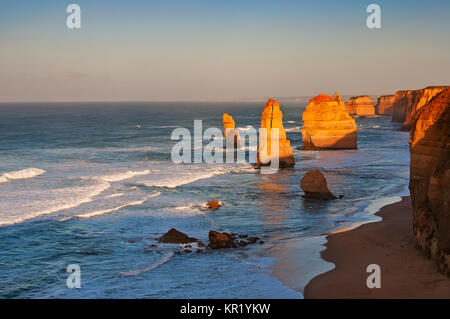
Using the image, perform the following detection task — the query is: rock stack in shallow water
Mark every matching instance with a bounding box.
[392,86,449,130]
[256,98,295,168]
[300,170,337,200]
[222,113,241,148]
[375,95,396,115]
[409,88,450,276]
[346,95,375,117]
[301,94,357,150]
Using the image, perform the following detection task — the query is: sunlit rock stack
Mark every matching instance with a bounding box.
[392,86,449,130]
[346,95,375,117]
[222,113,241,148]
[301,94,357,150]
[256,98,295,168]
[375,95,396,115]
[409,88,450,276]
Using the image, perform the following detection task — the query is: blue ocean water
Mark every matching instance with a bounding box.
[0,102,410,298]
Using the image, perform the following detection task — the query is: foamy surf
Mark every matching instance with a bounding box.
[119,252,175,277]
[0,168,46,183]
[138,164,248,189]
[99,170,150,182]
[61,191,161,220]
[0,181,110,227]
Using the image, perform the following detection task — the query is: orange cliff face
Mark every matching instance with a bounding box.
[392,86,450,130]
[375,95,396,115]
[409,88,450,276]
[301,93,357,150]
[346,95,375,117]
[222,113,241,148]
[256,98,295,168]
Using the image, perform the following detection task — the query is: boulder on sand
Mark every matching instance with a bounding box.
[158,228,198,244]
[300,170,337,200]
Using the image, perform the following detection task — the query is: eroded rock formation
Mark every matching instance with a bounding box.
[392,86,449,130]
[375,95,396,115]
[409,88,450,276]
[256,98,295,168]
[346,95,375,117]
[222,113,241,148]
[302,94,357,149]
[300,170,337,200]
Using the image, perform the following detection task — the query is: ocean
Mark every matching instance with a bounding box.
[0,102,410,298]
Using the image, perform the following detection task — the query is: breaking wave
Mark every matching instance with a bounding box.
[0,168,46,183]
[119,252,175,277]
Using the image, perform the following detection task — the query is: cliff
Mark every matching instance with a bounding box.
[346,95,375,117]
[409,88,450,276]
[301,94,357,150]
[256,98,295,168]
[375,95,396,115]
[392,86,449,130]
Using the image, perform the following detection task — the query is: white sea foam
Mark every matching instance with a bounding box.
[285,127,300,132]
[119,252,175,277]
[287,120,296,124]
[237,125,255,131]
[0,168,46,183]
[105,193,125,199]
[65,191,161,220]
[138,165,242,188]
[0,181,110,227]
[99,170,150,182]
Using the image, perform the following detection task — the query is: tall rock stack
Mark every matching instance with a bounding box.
[222,113,241,148]
[375,95,396,115]
[409,88,450,276]
[256,98,295,168]
[302,94,357,150]
[392,86,449,130]
[346,95,375,117]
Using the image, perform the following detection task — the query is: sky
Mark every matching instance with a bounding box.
[0,0,449,102]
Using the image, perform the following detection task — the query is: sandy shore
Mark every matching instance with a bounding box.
[304,196,450,298]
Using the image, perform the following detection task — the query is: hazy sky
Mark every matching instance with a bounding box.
[1,0,449,102]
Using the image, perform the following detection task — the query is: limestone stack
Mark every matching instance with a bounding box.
[346,95,375,117]
[302,94,357,150]
[409,88,450,276]
[392,86,449,130]
[256,98,295,168]
[222,113,241,148]
[375,95,396,115]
